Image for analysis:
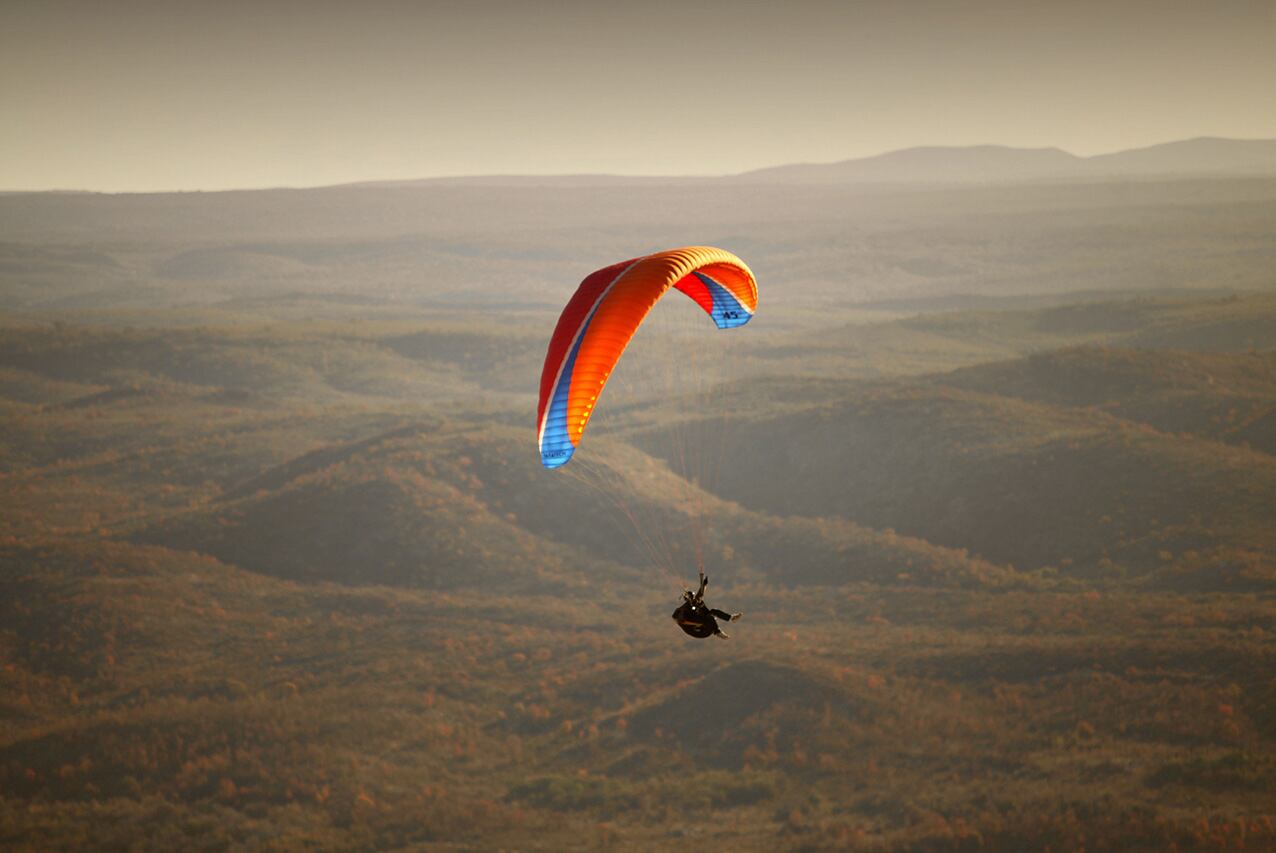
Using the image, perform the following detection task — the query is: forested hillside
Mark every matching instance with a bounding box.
[3,178,1275,848]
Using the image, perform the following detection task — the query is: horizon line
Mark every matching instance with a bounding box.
[4,135,1275,197]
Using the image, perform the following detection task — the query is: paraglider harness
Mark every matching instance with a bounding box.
[672,571,739,639]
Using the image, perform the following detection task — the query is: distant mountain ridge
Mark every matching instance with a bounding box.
[735,137,1276,184]
[737,144,1081,184]
[351,137,1276,189]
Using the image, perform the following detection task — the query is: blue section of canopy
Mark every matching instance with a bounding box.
[694,271,753,329]
[539,317,589,468]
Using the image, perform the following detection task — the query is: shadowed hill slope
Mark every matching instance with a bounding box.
[135,426,590,592]
[647,382,1276,576]
[136,422,1013,591]
[417,425,1015,588]
[942,347,1276,455]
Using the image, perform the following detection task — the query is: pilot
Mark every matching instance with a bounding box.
[672,571,741,639]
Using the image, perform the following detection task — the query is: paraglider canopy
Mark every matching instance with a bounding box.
[537,247,757,469]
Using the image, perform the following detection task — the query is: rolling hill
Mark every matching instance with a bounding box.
[645,378,1276,580]
[942,346,1276,455]
[130,420,1012,592]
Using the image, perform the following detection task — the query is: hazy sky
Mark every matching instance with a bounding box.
[3,0,1274,191]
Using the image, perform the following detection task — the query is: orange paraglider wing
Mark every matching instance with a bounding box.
[537,246,757,468]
